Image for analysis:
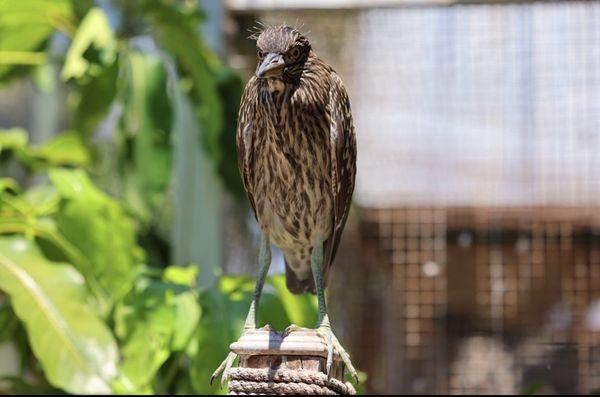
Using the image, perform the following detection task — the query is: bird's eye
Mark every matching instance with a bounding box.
[257,50,264,59]
[289,48,300,59]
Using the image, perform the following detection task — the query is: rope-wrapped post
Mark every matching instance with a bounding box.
[227,328,356,395]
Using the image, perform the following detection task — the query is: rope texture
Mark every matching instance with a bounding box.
[227,367,356,395]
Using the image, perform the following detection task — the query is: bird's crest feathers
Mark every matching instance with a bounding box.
[250,23,311,54]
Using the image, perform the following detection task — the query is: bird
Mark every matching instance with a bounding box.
[211,24,357,385]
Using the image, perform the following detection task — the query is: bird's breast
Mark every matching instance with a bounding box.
[252,103,334,249]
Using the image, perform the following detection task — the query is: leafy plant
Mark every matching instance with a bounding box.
[0,0,319,394]
[0,137,317,393]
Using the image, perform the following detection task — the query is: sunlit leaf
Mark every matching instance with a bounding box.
[171,289,201,351]
[114,269,201,392]
[49,168,144,300]
[191,281,249,395]
[269,275,318,327]
[0,236,118,394]
[0,0,73,83]
[61,7,116,82]
[29,131,91,167]
[0,178,19,194]
[163,264,199,288]
[0,128,27,153]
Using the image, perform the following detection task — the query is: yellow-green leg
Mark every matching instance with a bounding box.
[210,232,271,386]
[284,235,358,381]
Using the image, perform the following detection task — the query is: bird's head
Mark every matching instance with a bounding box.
[254,25,311,81]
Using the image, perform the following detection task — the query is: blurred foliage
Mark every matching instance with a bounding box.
[0,0,319,395]
[0,136,318,394]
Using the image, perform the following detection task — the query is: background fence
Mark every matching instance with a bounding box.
[226,1,600,394]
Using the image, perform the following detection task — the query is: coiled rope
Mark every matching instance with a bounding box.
[227,367,356,395]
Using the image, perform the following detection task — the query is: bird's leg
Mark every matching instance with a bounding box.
[210,232,271,387]
[294,235,358,381]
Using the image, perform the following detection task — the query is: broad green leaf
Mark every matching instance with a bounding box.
[49,168,144,300]
[29,131,91,167]
[0,178,19,194]
[61,7,116,82]
[191,283,249,395]
[0,128,27,153]
[171,289,201,351]
[115,269,201,392]
[22,184,59,216]
[0,0,73,83]
[163,264,198,287]
[0,236,118,394]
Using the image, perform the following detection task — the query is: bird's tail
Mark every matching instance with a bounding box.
[284,260,316,295]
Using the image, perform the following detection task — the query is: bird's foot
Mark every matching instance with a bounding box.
[210,324,274,387]
[316,324,359,382]
[210,351,237,388]
[282,323,311,337]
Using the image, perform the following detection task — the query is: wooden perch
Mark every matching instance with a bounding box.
[226,327,355,395]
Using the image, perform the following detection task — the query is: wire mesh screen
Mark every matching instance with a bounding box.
[353,2,600,208]
[228,0,600,394]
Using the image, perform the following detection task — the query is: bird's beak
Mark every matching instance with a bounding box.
[256,53,285,78]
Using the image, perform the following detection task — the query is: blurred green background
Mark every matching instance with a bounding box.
[4,0,600,395]
[0,0,320,394]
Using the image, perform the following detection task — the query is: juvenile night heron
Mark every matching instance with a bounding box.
[212,25,357,384]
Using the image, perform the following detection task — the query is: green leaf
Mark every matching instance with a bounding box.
[0,376,64,395]
[114,268,201,392]
[0,128,27,153]
[141,0,224,167]
[0,295,18,343]
[116,50,172,226]
[49,168,144,300]
[0,236,118,394]
[29,131,91,167]
[0,178,19,194]
[61,7,116,82]
[269,275,318,327]
[171,288,201,351]
[71,60,118,138]
[22,184,60,216]
[0,0,74,83]
[163,264,198,287]
[191,281,249,395]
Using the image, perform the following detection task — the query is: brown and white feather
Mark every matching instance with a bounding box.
[236,26,356,294]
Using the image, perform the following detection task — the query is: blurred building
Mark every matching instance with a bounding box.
[225,0,600,394]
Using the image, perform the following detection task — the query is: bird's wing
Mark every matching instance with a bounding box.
[236,78,259,219]
[324,71,357,281]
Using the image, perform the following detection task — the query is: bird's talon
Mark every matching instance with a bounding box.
[317,326,358,381]
[282,323,309,337]
[258,323,274,332]
[210,351,237,388]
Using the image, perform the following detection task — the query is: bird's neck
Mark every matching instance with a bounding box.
[264,77,291,112]
[266,77,286,96]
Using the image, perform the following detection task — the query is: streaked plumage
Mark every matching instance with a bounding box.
[237,25,357,294]
[211,25,358,385]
